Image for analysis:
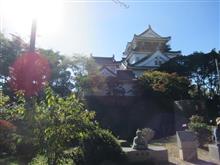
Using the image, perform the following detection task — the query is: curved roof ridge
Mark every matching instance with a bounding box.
[138,25,161,38]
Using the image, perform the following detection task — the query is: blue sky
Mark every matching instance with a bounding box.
[1,0,220,60]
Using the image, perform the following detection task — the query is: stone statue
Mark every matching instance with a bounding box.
[213,117,220,145]
[132,128,155,150]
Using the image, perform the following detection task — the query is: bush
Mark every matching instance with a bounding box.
[189,115,204,123]
[137,71,190,99]
[0,120,17,154]
[16,139,38,163]
[188,115,212,146]
[80,129,125,165]
[1,88,97,164]
[30,154,74,165]
[63,147,84,165]
[29,155,48,165]
[1,89,126,165]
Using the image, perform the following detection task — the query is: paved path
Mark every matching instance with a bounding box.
[168,157,219,165]
[165,141,220,165]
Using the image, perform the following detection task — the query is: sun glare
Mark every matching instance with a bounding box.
[1,0,63,35]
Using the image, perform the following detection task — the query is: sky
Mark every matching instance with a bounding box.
[0,0,220,60]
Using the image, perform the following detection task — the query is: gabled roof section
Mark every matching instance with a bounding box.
[99,66,117,76]
[128,53,154,66]
[128,50,170,67]
[135,25,171,41]
[138,25,161,38]
[92,56,115,65]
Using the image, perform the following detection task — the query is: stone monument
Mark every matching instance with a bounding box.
[132,128,154,150]
[176,131,198,161]
[208,117,220,163]
[122,128,168,163]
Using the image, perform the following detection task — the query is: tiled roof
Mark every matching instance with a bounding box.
[128,53,154,66]
[137,25,161,38]
[93,56,115,65]
[99,66,117,76]
[127,65,158,70]
[135,25,171,41]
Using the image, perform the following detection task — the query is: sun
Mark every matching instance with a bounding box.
[1,0,64,36]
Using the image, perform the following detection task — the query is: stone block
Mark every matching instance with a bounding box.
[177,141,198,149]
[148,145,168,163]
[176,131,198,149]
[176,131,198,161]
[122,146,168,163]
[179,148,198,161]
[208,144,220,163]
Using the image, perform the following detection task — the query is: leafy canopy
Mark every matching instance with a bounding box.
[137,71,190,100]
[159,50,220,98]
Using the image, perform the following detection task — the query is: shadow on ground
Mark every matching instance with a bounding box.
[187,159,218,165]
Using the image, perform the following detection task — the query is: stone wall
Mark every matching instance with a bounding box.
[85,96,175,140]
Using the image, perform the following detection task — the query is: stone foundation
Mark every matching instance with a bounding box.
[179,148,197,161]
[122,145,168,163]
[176,131,198,161]
[208,144,220,163]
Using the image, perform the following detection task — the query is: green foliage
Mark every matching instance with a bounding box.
[35,89,124,165]
[0,33,27,78]
[80,129,125,165]
[189,115,204,123]
[0,33,28,97]
[0,91,10,107]
[0,34,97,98]
[63,147,84,165]
[0,91,26,121]
[137,71,190,99]
[188,115,212,146]
[29,154,74,165]
[74,73,105,98]
[38,49,74,97]
[29,155,48,165]
[31,87,97,164]
[71,54,104,99]
[0,91,24,154]
[0,120,17,154]
[159,50,220,98]
[0,88,99,164]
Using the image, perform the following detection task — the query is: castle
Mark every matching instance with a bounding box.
[90,25,181,96]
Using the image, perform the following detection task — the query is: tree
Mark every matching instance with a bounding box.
[0,34,77,97]
[70,55,104,98]
[0,88,97,164]
[0,33,28,97]
[38,49,75,97]
[159,50,220,98]
[137,71,190,100]
[0,33,27,80]
[105,76,125,96]
[1,88,125,165]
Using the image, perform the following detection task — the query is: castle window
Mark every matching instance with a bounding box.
[154,57,158,65]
